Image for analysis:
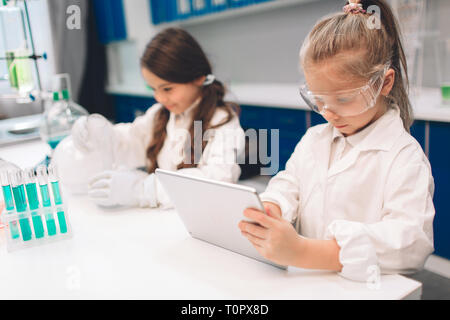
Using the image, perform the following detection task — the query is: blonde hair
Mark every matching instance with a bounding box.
[300,0,413,131]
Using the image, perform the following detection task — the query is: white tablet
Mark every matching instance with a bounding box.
[155,169,287,269]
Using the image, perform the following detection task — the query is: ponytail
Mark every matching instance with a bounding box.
[360,0,413,130]
[177,79,240,170]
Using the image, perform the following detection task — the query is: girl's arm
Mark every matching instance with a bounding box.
[259,128,314,224]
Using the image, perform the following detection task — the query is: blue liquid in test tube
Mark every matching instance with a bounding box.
[10,170,32,241]
[1,171,20,239]
[25,168,44,239]
[36,166,57,236]
[49,165,67,233]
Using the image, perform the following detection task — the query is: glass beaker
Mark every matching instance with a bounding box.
[40,74,89,152]
[437,39,450,106]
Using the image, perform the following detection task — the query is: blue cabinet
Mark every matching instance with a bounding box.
[310,111,327,127]
[92,0,127,44]
[112,95,156,123]
[410,120,426,153]
[239,105,271,130]
[429,121,450,260]
[268,108,306,171]
[239,105,307,173]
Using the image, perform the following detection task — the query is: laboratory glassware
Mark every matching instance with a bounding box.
[39,74,89,152]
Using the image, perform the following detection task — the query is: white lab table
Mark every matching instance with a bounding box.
[0,141,422,300]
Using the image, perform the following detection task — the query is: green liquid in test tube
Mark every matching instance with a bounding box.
[10,170,32,241]
[36,166,57,236]
[1,171,20,240]
[49,165,67,233]
[25,168,44,239]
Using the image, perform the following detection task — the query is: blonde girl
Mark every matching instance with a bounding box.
[239,0,434,281]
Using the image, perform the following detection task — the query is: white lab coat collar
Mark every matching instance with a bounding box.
[331,121,371,148]
[312,105,405,179]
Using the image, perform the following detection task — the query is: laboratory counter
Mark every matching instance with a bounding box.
[0,140,422,299]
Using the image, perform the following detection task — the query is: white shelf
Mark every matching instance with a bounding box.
[410,87,450,123]
[106,83,450,122]
[155,0,319,28]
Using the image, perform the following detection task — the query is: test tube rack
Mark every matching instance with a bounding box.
[1,168,73,252]
[1,201,72,252]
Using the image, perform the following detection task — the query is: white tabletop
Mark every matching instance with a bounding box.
[0,141,422,300]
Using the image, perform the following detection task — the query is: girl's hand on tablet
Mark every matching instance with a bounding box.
[262,202,282,219]
[239,204,305,267]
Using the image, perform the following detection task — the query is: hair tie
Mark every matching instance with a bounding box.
[203,74,215,86]
[343,0,366,14]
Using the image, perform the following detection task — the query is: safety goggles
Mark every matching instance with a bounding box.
[299,64,390,117]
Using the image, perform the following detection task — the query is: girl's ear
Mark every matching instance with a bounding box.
[193,75,206,86]
[380,68,395,97]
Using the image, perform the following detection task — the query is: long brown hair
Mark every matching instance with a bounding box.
[141,28,240,173]
[300,0,413,131]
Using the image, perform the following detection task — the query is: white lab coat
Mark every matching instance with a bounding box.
[110,102,245,208]
[260,105,435,281]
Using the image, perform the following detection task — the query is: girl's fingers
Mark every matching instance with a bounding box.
[264,203,282,219]
[243,208,276,229]
[241,230,264,247]
[239,221,268,239]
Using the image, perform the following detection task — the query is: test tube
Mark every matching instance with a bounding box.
[36,166,57,236]
[24,168,44,239]
[10,170,32,241]
[0,171,20,239]
[48,164,67,233]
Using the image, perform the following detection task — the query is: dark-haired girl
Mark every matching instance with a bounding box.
[73,28,244,208]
